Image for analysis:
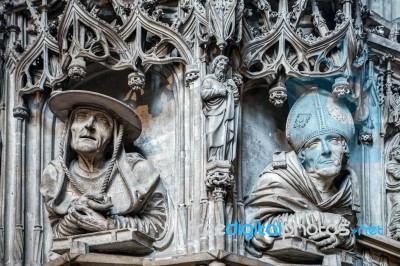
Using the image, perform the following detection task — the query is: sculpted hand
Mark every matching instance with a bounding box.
[69,205,112,232]
[56,211,85,236]
[309,213,351,250]
[227,80,237,90]
[309,232,346,250]
[74,193,113,212]
[250,228,274,251]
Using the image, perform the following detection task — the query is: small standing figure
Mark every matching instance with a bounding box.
[386,146,400,241]
[201,55,239,163]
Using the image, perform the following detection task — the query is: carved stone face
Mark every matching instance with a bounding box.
[70,108,114,155]
[214,60,228,81]
[299,133,346,179]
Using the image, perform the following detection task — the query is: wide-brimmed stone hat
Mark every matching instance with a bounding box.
[49,90,142,144]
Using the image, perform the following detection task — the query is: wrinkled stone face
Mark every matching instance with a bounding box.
[70,108,114,154]
[300,133,346,179]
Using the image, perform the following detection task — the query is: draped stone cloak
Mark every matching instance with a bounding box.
[201,74,239,161]
[245,151,360,226]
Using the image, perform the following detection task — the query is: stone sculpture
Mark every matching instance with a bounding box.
[246,88,360,255]
[201,55,239,163]
[386,146,400,241]
[40,90,167,254]
[387,146,400,183]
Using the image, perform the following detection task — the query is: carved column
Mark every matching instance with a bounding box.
[25,93,46,265]
[0,63,4,266]
[3,6,24,264]
[205,162,234,250]
[9,105,28,265]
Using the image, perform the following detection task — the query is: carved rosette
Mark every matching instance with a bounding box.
[128,70,146,92]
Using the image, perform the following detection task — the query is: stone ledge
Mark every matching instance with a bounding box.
[51,229,154,256]
[267,237,355,265]
[46,250,274,266]
[357,234,400,263]
[367,33,400,58]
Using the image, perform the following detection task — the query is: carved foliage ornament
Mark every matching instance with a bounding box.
[241,0,355,81]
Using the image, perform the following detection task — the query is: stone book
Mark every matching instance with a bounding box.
[51,229,155,256]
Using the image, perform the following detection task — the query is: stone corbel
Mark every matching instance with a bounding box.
[205,161,235,250]
[332,76,351,99]
[185,64,200,87]
[269,73,287,107]
[13,105,29,121]
[68,57,87,81]
[128,69,146,92]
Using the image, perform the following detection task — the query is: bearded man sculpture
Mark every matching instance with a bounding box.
[246,88,360,255]
[201,55,239,162]
[40,90,167,254]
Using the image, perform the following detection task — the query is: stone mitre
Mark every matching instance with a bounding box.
[286,88,355,152]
